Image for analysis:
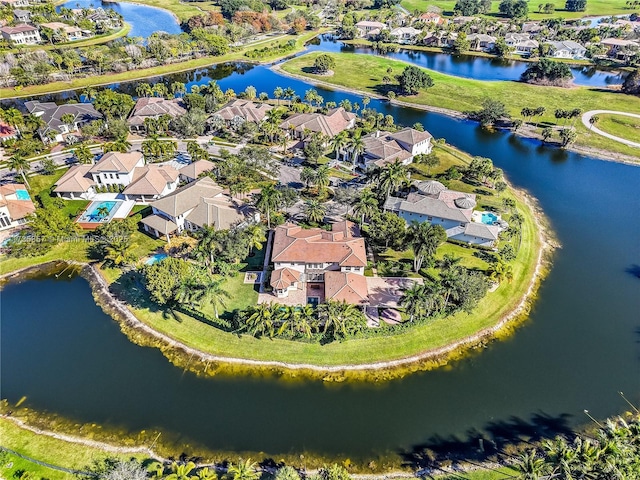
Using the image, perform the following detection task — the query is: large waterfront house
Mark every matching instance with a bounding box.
[211,99,272,129]
[467,33,496,52]
[355,20,387,38]
[127,97,186,133]
[140,177,254,241]
[280,107,357,145]
[269,221,368,304]
[358,128,432,169]
[384,180,505,247]
[0,24,40,45]
[504,33,539,55]
[390,27,421,44]
[39,22,87,41]
[0,183,36,231]
[24,101,102,144]
[53,152,180,202]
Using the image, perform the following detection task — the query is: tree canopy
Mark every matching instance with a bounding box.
[521,59,573,85]
[397,66,434,95]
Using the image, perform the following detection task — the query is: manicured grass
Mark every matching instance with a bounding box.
[1,30,323,99]
[0,418,148,480]
[116,0,211,21]
[400,0,634,19]
[592,113,640,142]
[280,52,640,160]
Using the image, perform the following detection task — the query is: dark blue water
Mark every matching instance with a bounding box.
[306,35,627,86]
[1,54,640,461]
[58,0,182,38]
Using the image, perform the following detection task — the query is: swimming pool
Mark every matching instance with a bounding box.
[77,201,119,223]
[480,212,499,225]
[15,189,30,201]
[145,253,168,265]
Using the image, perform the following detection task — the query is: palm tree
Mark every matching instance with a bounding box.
[227,459,258,480]
[515,450,547,480]
[541,127,553,143]
[2,107,24,136]
[7,153,31,189]
[330,131,349,161]
[401,283,426,322]
[318,300,364,340]
[165,462,196,480]
[60,113,76,131]
[274,465,301,480]
[194,467,217,480]
[256,184,282,229]
[408,222,446,272]
[105,239,137,267]
[242,304,277,338]
[194,224,221,272]
[187,141,209,161]
[314,165,331,194]
[378,159,409,198]
[353,188,378,225]
[73,143,93,164]
[135,82,153,98]
[192,275,230,320]
[103,135,131,153]
[96,205,110,218]
[287,304,315,339]
[589,115,600,130]
[304,199,326,224]
[244,224,266,256]
[273,86,284,105]
[348,132,365,165]
[170,81,186,97]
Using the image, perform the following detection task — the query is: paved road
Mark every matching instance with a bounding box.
[581,110,640,148]
[0,137,241,181]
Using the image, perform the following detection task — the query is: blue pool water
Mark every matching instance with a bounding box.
[145,253,168,265]
[78,201,119,223]
[480,212,499,225]
[15,189,30,201]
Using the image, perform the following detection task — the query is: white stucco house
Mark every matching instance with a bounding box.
[358,128,433,169]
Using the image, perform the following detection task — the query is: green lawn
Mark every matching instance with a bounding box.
[0,418,148,480]
[280,52,640,161]
[593,114,640,143]
[400,0,634,19]
[1,30,324,99]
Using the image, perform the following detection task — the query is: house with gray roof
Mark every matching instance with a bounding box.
[140,177,256,241]
[24,100,103,143]
[384,180,505,247]
[547,40,586,59]
[13,9,31,23]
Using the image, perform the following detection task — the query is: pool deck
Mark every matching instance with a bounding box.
[76,200,136,230]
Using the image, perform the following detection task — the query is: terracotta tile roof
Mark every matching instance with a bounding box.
[123,164,179,196]
[1,23,38,34]
[39,22,69,30]
[213,99,272,123]
[128,97,186,126]
[280,107,356,138]
[271,221,366,267]
[0,183,35,220]
[53,165,95,193]
[270,267,302,290]
[89,152,143,174]
[324,271,369,305]
[179,159,215,181]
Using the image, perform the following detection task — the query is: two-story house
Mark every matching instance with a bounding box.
[358,128,432,169]
[280,107,357,146]
[269,221,369,305]
[210,99,272,129]
[140,177,254,241]
[0,24,41,45]
[53,152,179,202]
[384,180,504,247]
[355,20,387,38]
[546,40,587,59]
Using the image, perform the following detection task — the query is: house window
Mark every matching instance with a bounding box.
[308,263,323,269]
[427,216,433,221]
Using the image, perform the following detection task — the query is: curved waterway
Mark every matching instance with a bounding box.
[2,60,640,462]
[306,35,627,86]
[58,0,182,39]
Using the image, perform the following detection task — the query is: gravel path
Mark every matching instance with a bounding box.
[581,110,640,148]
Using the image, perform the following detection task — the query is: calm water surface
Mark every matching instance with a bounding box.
[58,0,182,38]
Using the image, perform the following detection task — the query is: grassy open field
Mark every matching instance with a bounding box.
[593,113,640,142]
[280,52,640,160]
[399,0,635,19]
[1,30,323,99]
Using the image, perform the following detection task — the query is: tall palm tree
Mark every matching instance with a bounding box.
[401,283,426,322]
[273,86,284,105]
[304,199,326,224]
[96,205,110,218]
[103,135,131,153]
[318,300,364,340]
[194,224,221,272]
[244,224,266,256]
[1,107,24,135]
[227,459,258,480]
[7,153,31,189]
[330,131,348,161]
[135,82,153,98]
[242,304,276,338]
[105,239,137,267]
[353,188,378,225]
[256,184,282,229]
[378,159,409,198]
[348,132,365,165]
[192,275,230,320]
[314,165,331,194]
[408,222,446,272]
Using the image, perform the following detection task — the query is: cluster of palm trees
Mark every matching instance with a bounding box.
[141,134,178,163]
[513,413,640,480]
[237,300,367,341]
